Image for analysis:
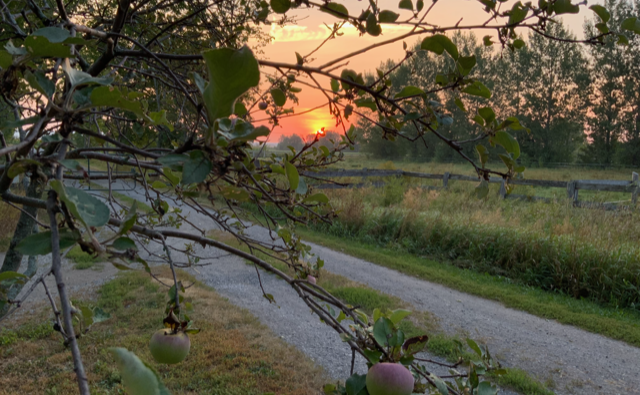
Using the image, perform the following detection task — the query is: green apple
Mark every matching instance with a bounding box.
[149,328,190,364]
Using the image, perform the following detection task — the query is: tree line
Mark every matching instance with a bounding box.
[357,0,640,167]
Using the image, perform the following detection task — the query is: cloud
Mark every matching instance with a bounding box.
[268,21,413,44]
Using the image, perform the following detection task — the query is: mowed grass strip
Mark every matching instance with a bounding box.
[0,268,327,394]
[296,228,640,348]
[208,230,555,395]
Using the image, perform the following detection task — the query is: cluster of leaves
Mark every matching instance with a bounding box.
[323,309,503,395]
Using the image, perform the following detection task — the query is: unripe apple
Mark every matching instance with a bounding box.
[307,275,316,285]
[258,102,268,110]
[366,362,414,395]
[149,328,190,364]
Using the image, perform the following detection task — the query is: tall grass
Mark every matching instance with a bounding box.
[312,180,640,310]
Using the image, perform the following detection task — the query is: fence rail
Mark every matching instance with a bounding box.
[303,168,640,209]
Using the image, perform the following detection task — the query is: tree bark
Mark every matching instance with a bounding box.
[46,190,90,395]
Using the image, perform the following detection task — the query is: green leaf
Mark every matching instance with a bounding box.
[295,52,303,65]
[475,144,488,168]
[417,0,424,11]
[119,202,138,235]
[25,70,55,98]
[182,150,212,184]
[454,97,466,112]
[202,46,260,122]
[483,35,494,46]
[617,34,630,45]
[234,101,247,117]
[354,98,376,111]
[0,271,28,282]
[148,110,174,131]
[93,307,110,323]
[466,338,483,356]
[492,130,520,159]
[51,181,111,228]
[362,349,383,364]
[478,107,496,124]
[0,50,11,69]
[7,159,40,179]
[378,10,399,22]
[366,13,382,36]
[553,0,579,14]
[513,39,525,49]
[270,164,285,175]
[508,2,528,25]
[345,373,367,395]
[270,88,287,106]
[398,0,413,10]
[271,0,291,13]
[15,230,77,256]
[63,59,113,88]
[457,55,477,73]
[90,86,142,116]
[295,178,308,195]
[477,381,498,395]
[221,186,251,201]
[421,34,458,59]
[402,335,429,355]
[394,85,424,99]
[217,118,270,142]
[321,2,349,19]
[111,348,172,395]
[373,317,394,347]
[285,162,299,191]
[389,309,411,324]
[303,193,329,203]
[462,81,491,98]
[59,159,83,172]
[24,36,72,58]
[589,5,610,22]
[31,27,71,43]
[430,374,449,395]
[475,180,489,199]
[330,78,340,92]
[157,154,189,171]
[112,237,137,251]
[621,17,640,34]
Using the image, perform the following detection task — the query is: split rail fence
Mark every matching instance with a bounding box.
[304,169,640,210]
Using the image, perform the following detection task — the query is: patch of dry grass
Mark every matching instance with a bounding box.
[0,267,327,394]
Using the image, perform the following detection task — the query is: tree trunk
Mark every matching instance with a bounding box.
[0,174,43,315]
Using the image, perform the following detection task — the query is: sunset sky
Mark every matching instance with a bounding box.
[253,0,600,142]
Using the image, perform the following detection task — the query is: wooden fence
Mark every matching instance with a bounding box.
[304,169,640,209]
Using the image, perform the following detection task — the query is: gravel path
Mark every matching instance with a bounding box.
[67,180,640,393]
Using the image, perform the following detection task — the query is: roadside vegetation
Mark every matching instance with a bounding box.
[0,269,326,394]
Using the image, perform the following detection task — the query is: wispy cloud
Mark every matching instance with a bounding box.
[268,22,413,43]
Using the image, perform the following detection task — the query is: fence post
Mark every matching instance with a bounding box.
[443,172,450,189]
[499,179,507,199]
[632,172,639,205]
[567,180,578,206]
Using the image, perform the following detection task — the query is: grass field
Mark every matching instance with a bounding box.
[305,156,640,311]
[0,268,327,394]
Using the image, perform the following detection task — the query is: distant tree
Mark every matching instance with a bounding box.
[492,22,590,166]
[276,133,305,151]
[581,0,640,164]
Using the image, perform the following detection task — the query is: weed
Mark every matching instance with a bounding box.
[67,245,100,270]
